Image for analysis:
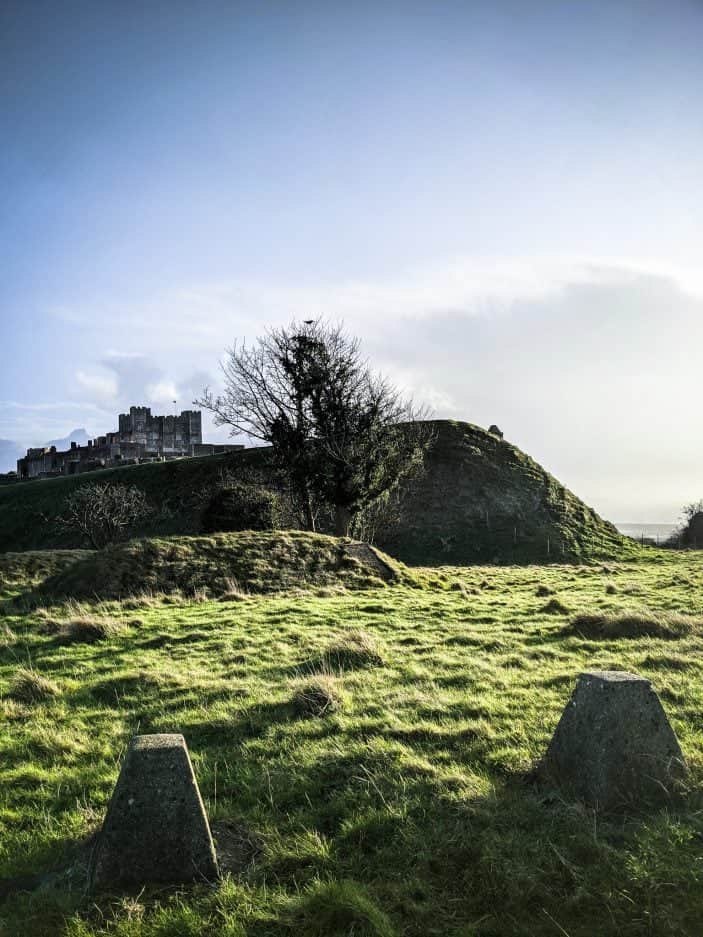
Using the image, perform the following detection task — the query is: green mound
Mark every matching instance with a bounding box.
[375,420,631,564]
[41,531,411,600]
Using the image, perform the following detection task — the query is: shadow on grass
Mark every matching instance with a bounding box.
[4,723,703,937]
[0,831,95,903]
[181,699,343,752]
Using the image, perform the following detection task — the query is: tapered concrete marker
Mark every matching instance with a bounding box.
[90,734,219,889]
[539,671,687,810]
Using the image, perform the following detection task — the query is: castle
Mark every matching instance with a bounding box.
[17,406,242,479]
[118,406,202,453]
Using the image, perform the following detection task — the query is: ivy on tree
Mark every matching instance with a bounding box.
[197,319,432,536]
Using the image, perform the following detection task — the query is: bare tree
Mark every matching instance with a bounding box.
[197,319,433,536]
[59,482,152,548]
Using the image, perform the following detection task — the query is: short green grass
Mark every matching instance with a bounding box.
[1,549,703,935]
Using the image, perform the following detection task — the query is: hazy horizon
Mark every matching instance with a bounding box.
[2,0,702,524]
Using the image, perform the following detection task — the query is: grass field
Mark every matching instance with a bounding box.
[1,542,703,935]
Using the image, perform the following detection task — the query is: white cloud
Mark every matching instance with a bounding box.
[48,255,703,365]
[146,380,180,406]
[75,369,119,403]
[103,350,151,360]
[148,255,703,333]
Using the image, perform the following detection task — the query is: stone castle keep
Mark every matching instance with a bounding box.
[17,406,242,479]
[118,406,202,453]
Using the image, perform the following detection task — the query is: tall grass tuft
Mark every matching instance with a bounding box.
[292,672,346,717]
[289,878,397,937]
[8,667,60,703]
[218,577,250,602]
[56,617,123,645]
[321,630,386,670]
[569,610,701,640]
[542,597,570,615]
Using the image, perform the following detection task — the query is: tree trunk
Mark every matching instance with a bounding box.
[303,487,316,532]
[334,504,352,538]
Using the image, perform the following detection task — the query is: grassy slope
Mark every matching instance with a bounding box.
[376,420,629,564]
[0,422,630,565]
[0,450,260,552]
[1,551,703,935]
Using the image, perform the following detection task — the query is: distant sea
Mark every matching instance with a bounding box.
[615,523,677,544]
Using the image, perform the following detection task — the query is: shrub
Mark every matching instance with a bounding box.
[201,483,280,533]
[673,500,703,548]
[58,482,152,549]
[9,667,60,703]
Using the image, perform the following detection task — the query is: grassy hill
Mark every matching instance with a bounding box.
[375,421,628,564]
[0,421,630,564]
[0,541,702,935]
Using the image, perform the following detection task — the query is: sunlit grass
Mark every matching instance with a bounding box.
[1,548,703,934]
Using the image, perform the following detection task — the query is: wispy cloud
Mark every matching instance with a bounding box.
[50,254,703,350]
[0,400,110,412]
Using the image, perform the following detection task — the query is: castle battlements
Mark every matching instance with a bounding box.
[16,406,242,480]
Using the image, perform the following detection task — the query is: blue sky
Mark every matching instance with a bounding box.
[1,0,702,521]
